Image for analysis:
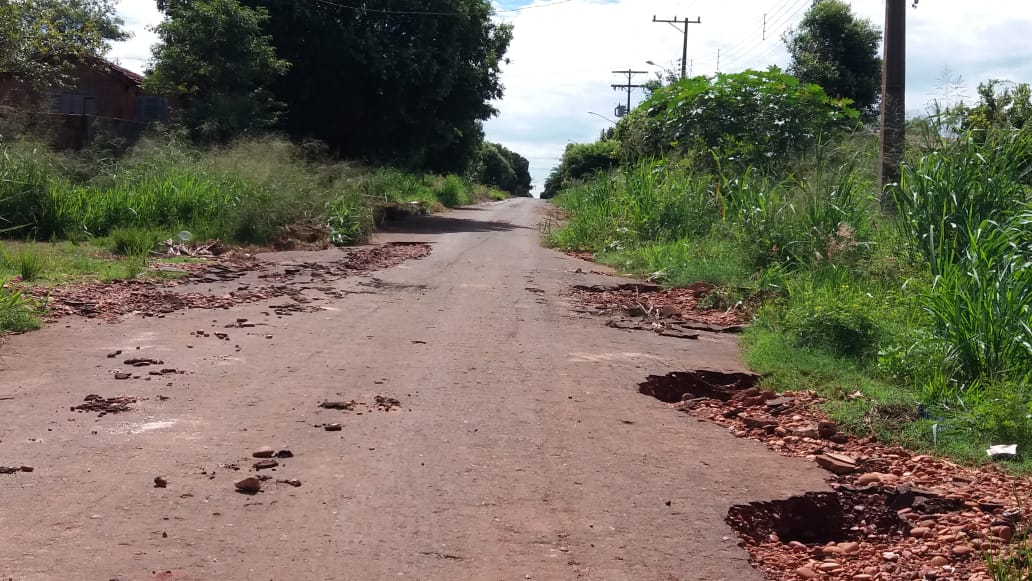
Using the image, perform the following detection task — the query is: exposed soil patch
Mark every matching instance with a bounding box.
[727,488,910,545]
[638,370,758,403]
[649,372,1032,580]
[71,394,138,416]
[570,282,746,332]
[22,242,432,322]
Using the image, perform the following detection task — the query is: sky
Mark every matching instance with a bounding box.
[110,0,1032,192]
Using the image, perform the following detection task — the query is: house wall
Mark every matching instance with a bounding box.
[60,62,143,121]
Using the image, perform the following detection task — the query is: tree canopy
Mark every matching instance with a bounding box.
[613,68,858,170]
[784,0,882,114]
[234,0,513,174]
[472,141,531,196]
[0,0,127,97]
[148,0,289,143]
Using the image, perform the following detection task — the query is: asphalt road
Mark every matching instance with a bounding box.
[0,198,826,581]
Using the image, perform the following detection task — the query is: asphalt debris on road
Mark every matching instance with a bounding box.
[641,369,1032,581]
[71,395,138,416]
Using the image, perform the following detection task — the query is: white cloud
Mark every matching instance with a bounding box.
[111,0,1032,189]
[108,0,162,71]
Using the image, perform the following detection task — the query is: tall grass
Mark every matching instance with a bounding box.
[548,127,1032,464]
[0,277,40,333]
[0,137,496,248]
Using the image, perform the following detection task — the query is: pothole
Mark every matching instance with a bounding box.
[726,488,911,546]
[638,370,758,403]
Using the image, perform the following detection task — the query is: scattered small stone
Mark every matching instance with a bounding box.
[253,459,279,471]
[114,372,132,380]
[106,350,122,358]
[319,400,356,410]
[20,465,33,473]
[817,421,838,439]
[741,415,778,429]
[277,479,302,487]
[815,452,858,475]
[275,449,294,458]
[234,476,261,494]
[929,556,950,567]
[154,476,168,488]
[252,446,275,458]
[324,423,342,432]
[124,358,163,367]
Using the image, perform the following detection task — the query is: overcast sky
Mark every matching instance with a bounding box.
[111,0,1032,191]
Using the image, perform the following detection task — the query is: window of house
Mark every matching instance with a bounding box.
[136,96,167,123]
[49,93,97,115]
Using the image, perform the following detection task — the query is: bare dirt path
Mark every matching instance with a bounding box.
[0,198,827,581]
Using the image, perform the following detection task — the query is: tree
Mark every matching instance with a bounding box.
[471,142,531,196]
[235,0,512,173]
[148,0,289,143]
[784,0,882,114]
[541,140,620,199]
[0,0,127,98]
[613,68,858,169]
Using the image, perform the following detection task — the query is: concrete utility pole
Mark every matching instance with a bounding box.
[879,0,908,193]
[611,69,647,117]
[653,15,701,79]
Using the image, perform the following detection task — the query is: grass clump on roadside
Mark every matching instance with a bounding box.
[0,278,41,333]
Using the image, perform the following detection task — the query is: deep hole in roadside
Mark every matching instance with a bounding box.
[726,488,912,545]
[638,370,759,403]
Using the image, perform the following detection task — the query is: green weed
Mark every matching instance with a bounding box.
[0,278,41,333]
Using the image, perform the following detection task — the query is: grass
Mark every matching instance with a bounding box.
[0,240,186,285]
[546,127,1032,473]
[0,277,41,333]
[0,136,508,251]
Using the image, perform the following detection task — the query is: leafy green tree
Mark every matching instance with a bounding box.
[469,142,531,196]
[542,140,620,199]
[613,68,858,169]
[148,0,289,143]
[0,0,127,98]
[784,0,882,114]
[958,80,1032,136]
[235,0,512,173]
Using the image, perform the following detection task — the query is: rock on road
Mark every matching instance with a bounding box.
[0,198,826,580]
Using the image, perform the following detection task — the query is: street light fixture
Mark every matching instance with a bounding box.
[587,111,617,125]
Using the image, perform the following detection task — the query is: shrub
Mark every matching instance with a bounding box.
[614,68,859,169]
[326,194,373,246]
[434,174,471,207]
[775,271,885,359]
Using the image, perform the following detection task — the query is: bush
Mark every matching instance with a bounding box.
[614,68,859,169]
[543,141,621,198]
[772,271,886,360]
[326,194,373,246]
[433,174,471,207]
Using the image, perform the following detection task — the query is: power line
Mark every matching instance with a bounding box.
[610,69,647,117]
[652,15,702,79]
[312,0,575,17]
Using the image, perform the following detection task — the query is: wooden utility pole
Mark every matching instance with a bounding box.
[879,0,907,192]
[653,15,701,79]
[611,69,647,116]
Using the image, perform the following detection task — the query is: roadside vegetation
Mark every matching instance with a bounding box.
[546,0,1032,486]
[0,0,529,334]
